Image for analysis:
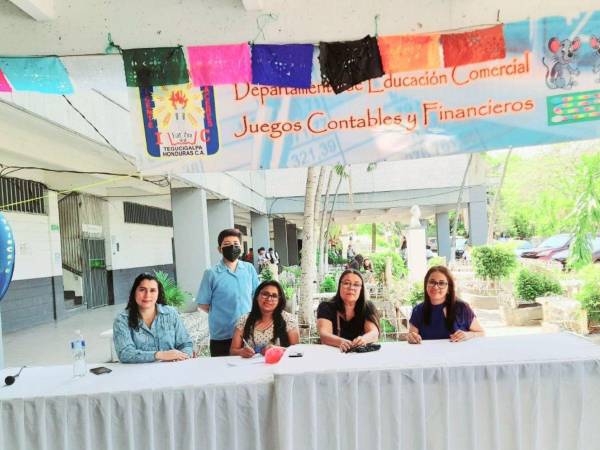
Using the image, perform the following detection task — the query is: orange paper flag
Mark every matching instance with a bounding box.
[441,24,506,67]
[378,34,442,73]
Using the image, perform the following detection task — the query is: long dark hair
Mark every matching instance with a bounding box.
[243,280,289,347]
[126,273,166,330]
[331,269,380,332]
[423,266,457,331]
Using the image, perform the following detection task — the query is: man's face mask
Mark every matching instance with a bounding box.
[222,244,242,262]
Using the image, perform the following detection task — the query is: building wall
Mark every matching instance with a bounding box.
[1,196,177,333]
[0,276,64,333]
[110,263,175,306]
[103,198,174,271]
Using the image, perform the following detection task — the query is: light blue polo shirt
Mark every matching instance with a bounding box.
[197,259,259,340]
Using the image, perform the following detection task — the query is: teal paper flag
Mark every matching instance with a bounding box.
[0,56,73,94]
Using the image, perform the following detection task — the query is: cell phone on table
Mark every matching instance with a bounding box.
[288,352,303,358]
[90,366,112,375]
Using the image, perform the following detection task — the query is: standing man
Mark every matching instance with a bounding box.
[346,244,355,264]
[197,229,259,356]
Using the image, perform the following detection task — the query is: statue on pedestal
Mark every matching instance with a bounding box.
[409,205,421,228]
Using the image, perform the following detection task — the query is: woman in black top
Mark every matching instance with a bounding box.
[317,269,380,352]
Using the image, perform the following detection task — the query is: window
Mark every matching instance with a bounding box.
[123,202,172,227]
[0,177,46,214]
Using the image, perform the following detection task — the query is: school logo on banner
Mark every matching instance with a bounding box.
[132,83,219,158]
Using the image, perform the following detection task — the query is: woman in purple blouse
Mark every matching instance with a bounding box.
[408,266,485,344]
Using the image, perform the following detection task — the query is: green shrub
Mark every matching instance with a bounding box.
[319,275,337,293]
[515,268,563,302]
[370,252,407,284]
[380,318,396,333]
[405,282,424,306]
[471,245,517,281]
[153,270,191,308]
[576,264,600,322]
[260,265,274,282]
[428,256,446,268]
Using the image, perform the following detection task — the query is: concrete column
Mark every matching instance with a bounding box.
[207,199,234,265]
[273,218,288,266]
[407,227,427,284]
[171,188,211,312]
[468,185,488,246]
[286,223,298,266]
[250,212,270,268]
[46,191,66,320]
[436,212,451,263]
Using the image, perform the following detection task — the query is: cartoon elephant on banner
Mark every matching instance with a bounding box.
[0,212,15,302]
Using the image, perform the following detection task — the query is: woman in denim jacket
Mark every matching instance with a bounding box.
[113,273,193,363]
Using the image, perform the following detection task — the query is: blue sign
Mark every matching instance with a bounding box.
[0,212,15,302]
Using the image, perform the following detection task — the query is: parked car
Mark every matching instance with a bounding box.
[455,237,468,259]
[552,237,600,269]
[427,237,438,253]
[513,240,534,257]
[520,233,571,260]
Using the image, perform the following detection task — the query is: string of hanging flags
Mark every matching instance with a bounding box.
[1,12,600,173]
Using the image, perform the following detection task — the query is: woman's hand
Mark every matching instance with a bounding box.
[339,339,354,353]
[449,330,471,342]
[240,347,256,358]
[407,331,422,344]
[155,349,190,362]
[351,335,367,348]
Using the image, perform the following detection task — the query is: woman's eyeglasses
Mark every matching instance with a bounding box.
[427,280,448,288]
[341,281,362,290]
[259,292,279,301]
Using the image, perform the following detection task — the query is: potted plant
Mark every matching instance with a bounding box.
[465,245,517,309]
[576,264,600,333]
[501,267,563,326]
[319,275,336,293]
[154,270,191,309]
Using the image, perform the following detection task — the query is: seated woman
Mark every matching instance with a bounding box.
[408,266,484,344]
[113,273,193,363]
[363,257,374,272]
[230,280,299,358]
[317,269,380,352]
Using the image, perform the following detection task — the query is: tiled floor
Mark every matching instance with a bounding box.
[3,305,124,367]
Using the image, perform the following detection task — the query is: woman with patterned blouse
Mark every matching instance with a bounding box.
[230,280,299,358]
[113,273,193,363]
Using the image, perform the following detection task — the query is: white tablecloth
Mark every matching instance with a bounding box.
[0,356,276,450]
[274,333,600,450]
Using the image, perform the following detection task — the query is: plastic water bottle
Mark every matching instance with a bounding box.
[71,330,86,377]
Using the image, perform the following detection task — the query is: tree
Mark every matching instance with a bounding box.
[487,148,512,243]
[299,166,320,327]
[450,155,473,260]
[569,153,600,269]
[322,164,348,267]
[317,168,334,278]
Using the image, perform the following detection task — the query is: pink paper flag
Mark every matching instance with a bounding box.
[0,69,12,92]
[187,43,251,86]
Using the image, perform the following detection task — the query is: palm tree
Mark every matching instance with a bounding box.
[569,153,600,269]
[299,166,320,327]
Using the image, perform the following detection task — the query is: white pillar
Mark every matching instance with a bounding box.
[171,188,211,312]
[468,185,488,246]
[436,212,451,263]
[407,227,427,284]
[250,212,270,268]
[207,199,234,265]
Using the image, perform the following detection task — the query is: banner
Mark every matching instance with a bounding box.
[0,213,15,302]
[131,10,600,173]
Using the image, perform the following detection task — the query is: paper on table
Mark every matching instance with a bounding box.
[226,355,266,367]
